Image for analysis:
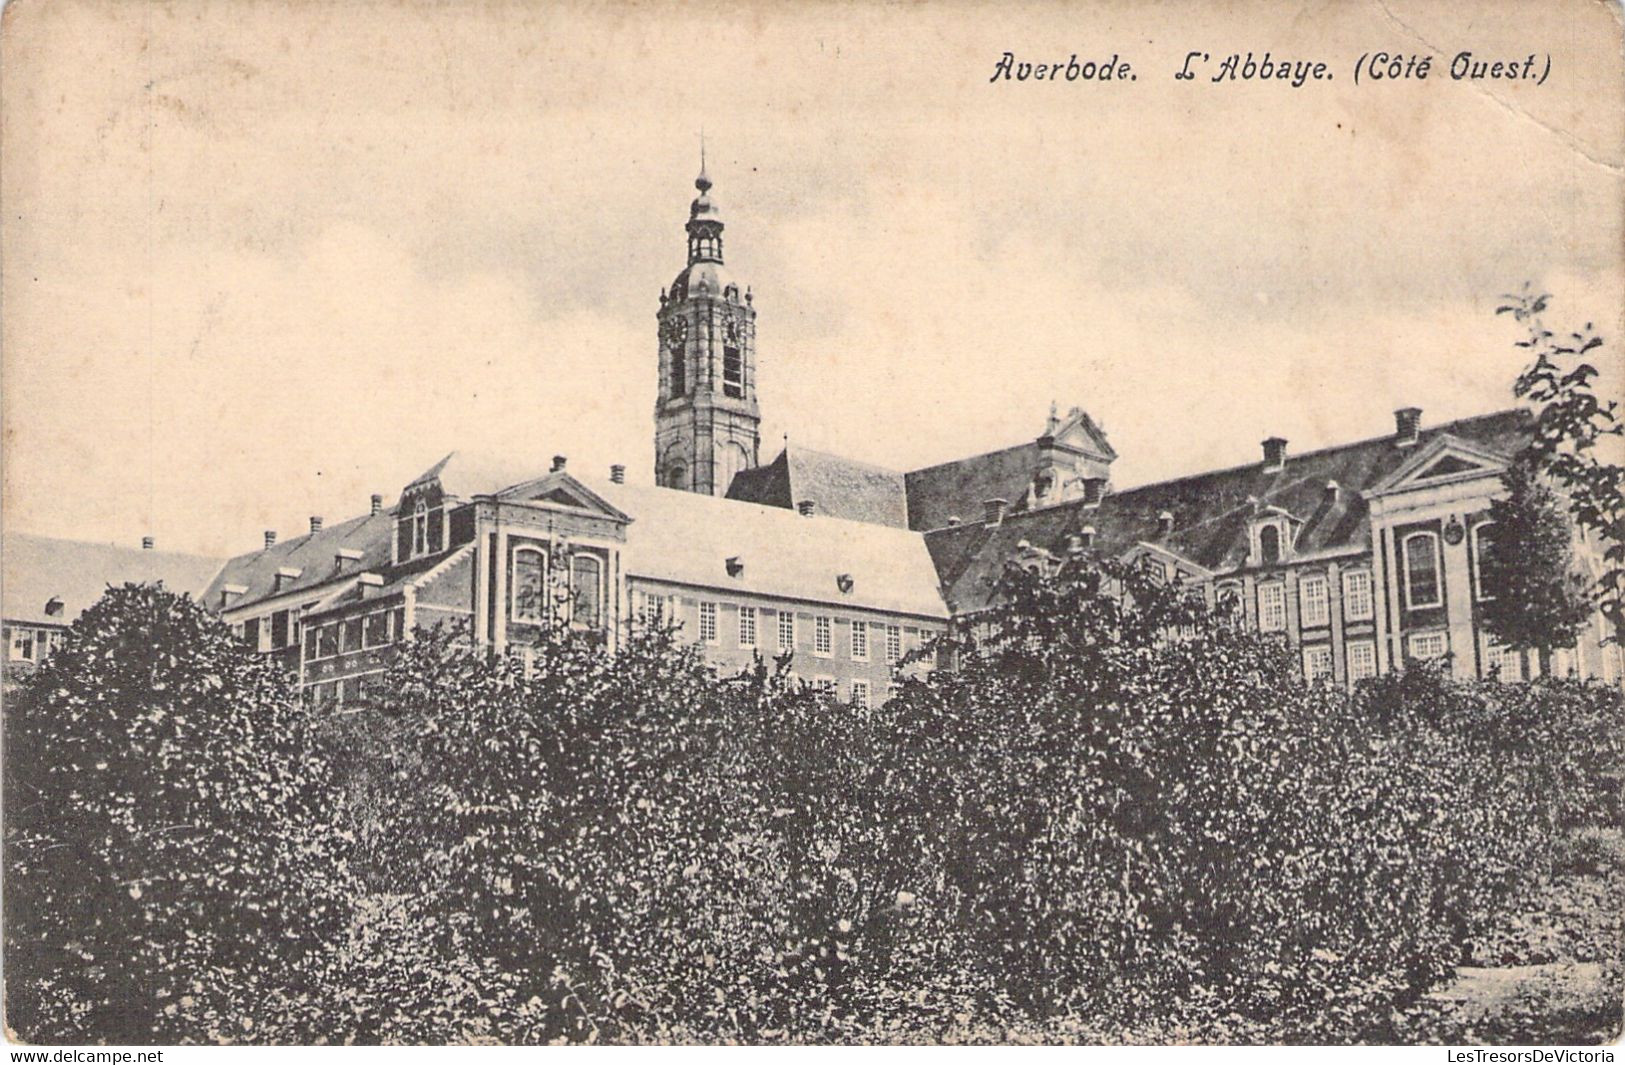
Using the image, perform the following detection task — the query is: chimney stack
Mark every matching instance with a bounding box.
[370,494,383,516]
[309,516,323,534]
[1082,477,1107,507]
[1262,436,1288,471]
[983,498,1008,526]
[610,464,626,484]
[551,454,568,472]
[141,536,154,551]
[264,530,277,549]
[798,500,817,517]
[1395,407,1422,446]
[1158,510,1174,537]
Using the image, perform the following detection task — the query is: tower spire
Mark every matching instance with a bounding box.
[697,131,710,192]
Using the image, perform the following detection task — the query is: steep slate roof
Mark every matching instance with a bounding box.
[2,533,225,626]
[726,445,911,529]
[924,409,1532,615]
[589,478,948,619]
[404,451,555,505]
[202,512,397,611]
[904,408,1117,532]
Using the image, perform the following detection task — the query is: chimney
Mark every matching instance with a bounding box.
[983,498,1008,526]
[264,530,277,549]
[1262,436,1288,471]
[141,536,154,550]
[726,555,744,577]
[1324,479,1341,504]
[1395,407,1422,446]
[1080,524,1097,549]
[551,454,568,473]
[1082,477,1107,507]
[610,464,626,484]
[370,494,384,516]
[309,516,323,535]
[798,500,816,517]
[1158,510,1174,537]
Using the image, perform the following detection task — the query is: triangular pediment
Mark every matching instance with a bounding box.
[1044,406,1118,462]
[498,472,633,523]
[1369,435,1510,496]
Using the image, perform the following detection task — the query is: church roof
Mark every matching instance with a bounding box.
[3,533,225,626]
[923,408,1531,615]
[589,478,947,619]
[202,511,398,612]
[726,445,911,528]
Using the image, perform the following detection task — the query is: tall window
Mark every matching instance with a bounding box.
[8,626,35,662]
[318,623,339,659]
[670,352,686,397]
[778,610,796,652]
[1402,531,1442,610]
[1487,640,1523,681]
[698,601,718,644]
[1298,573,1329,627]
[412,500,429,557]
[571,555,603,629]
[1257,582,1286,632]
[1342,569,1374,621]
[850,620,869,661]
[343,616,364,653]
[1347,641,1377,682]
[723,346,743,398]
[1302,644,1333,684]
[814,616,833,657]
[364,611,391,648]
[511,547,547,624]
[738,605,757,648]
[1258,523,1282,565]
[850,679,870,709]
[885,624,902,664]
[1472,523,1497,601]
[640,591,676,628]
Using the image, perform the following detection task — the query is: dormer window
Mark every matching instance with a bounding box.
[1252,517,1290,566]
[412,501,429,557]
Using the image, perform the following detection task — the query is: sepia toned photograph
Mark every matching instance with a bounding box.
[2,0,1622,1048]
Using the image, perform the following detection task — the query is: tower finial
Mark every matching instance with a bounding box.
[696,130,711,193]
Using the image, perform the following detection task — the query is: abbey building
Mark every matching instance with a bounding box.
[192,161,1622,704]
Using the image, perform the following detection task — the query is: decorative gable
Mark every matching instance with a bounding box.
[1369,435,1510,497]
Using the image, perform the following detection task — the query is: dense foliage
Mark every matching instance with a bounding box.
[1479,457,1595,665]
[5,571,1621,1044]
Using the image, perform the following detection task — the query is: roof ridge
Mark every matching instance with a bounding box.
[786,444,904,476]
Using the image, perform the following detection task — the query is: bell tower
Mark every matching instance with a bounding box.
[654,150,760,496]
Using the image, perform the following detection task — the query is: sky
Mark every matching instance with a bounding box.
[3,0,1622,559]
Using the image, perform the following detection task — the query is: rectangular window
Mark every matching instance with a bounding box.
[364,611,390,648]
[1299,574,1329,628]
[305,626,320,661]
[723,345,743,399]
[814,616,833,657]
[698,601,718,644]
[1257,582,1286,632]
[244,616,262,652]
[885,624,902,664]
[1302,644,1333,684]
[850,619,869,661]
[815,676,836,696]
[1473,524,1497,601]
[571,555,603,629]
[778,610,796,652]
[1487,641,1523,681]
[1407,631,1448,661]
[640,590,673,627]
[343,616,364,654]
[1347,640,1377,682]
[271,610,290,649]
[1342,569,1374,622]
[511,547,548,625]
[1403,532,1442,610]
[318,623,340,659]
[738,605,757,648]
[850,679,870,709]
[8,626,35,662]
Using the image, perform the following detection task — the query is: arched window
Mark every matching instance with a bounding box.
[1472,522,1497,601]
[1402,531,1442,610]
[665,461,688,491]
[1258,523,1282,565]
[571,554,603,629]
[511,546,547,625]
[411,501,429,557]
[670,350,686,397]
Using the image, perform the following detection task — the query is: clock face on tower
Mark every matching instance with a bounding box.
[663,317,687,352]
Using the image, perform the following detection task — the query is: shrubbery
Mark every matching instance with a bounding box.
[5,571,1621,1044]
